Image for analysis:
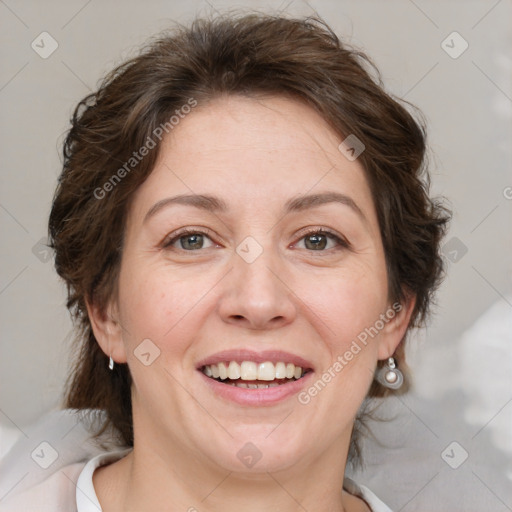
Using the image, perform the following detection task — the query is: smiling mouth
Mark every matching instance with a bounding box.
[200,361,312,388]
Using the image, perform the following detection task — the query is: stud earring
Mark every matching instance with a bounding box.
[108,355,114,370]
[376,357,403,390]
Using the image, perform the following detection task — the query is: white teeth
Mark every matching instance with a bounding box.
[240,361,257,380]
[201,361,308,381]
[275,362,287,379]
[218,362,228,380]
[228,361,241,380]
[223,381,282,389]
[258,362,275,381]
[237,382,279,389]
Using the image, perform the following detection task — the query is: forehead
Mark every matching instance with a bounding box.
[129,95,377,226]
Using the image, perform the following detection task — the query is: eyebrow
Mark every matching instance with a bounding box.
[143,191,367,224]
[144,194,228,223]
[284,192,366,222]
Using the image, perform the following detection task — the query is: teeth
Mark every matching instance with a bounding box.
[228,361,241,380]
[227,382,281,389]
[218,362,228,380]
[258,361,275,381]
[240,361,257,380]
[201,361,307,381]
[275,362,287,379]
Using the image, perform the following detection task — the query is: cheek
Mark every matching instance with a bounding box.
[297,270,386,413]
[302,264,388,345]
[117,263,207,355]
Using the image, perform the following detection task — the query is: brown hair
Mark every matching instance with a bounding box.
[49,12,450,462]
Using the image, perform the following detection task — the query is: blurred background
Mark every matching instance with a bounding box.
[0,1,511,510]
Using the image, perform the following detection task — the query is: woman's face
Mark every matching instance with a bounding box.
[97,95,411,474]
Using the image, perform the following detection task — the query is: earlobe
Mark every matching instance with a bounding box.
[377,293,416,360]
[86,299,127,364]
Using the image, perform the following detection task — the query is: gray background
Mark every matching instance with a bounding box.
[0,1,511,510]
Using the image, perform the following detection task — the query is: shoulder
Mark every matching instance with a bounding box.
[0,462,85,512]
[0,409,128,512]
[343,477,394,512]
[0,450,132,512]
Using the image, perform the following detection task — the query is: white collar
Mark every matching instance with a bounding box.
[75,449,131,512]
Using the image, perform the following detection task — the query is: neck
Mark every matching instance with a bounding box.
[93,404,369,512]
[93,435,365,512]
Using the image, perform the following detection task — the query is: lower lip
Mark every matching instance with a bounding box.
[198,370,314,406]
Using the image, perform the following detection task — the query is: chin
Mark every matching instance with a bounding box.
[202,429,308,474]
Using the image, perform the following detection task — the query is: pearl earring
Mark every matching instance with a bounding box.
[376,357,403,390]
[108,355,114,370]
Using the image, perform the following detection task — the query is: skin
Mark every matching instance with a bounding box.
[88,95,415,512]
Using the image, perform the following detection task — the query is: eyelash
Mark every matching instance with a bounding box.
[295,228,350,251]
[162,227,217,250]
[162,227,350,253]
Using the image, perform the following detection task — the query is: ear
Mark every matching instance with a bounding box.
[377,291,416,360]
[86,298,127,364]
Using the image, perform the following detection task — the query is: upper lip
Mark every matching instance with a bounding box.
[196,349,314,371]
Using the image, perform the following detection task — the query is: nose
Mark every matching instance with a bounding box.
[217,244,297,331]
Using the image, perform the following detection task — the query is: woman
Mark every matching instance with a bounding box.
[1,12,450,512]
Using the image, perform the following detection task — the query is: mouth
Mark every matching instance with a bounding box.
[195,349,315,400]
[200,360,312,389]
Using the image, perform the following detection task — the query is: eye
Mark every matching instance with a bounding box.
[163,228,216,251]
[295,228,349,251]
